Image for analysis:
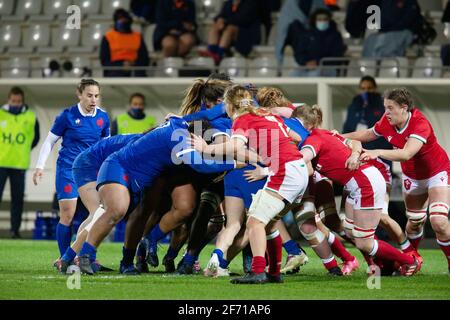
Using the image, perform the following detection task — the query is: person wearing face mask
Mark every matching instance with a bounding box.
[100,8,150,77]
[110,93,156,136]
[289,8,346,77]
[0,87,40,239]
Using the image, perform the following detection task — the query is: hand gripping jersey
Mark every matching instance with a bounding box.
[373,108,449,180]
[108,117,235,194]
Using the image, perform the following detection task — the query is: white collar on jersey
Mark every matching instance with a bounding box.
[77,103,97,117]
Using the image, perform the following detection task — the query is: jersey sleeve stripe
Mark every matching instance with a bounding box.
[230,134,248,144]
[409,134,427,144]
[212,131,230,139]
[372,127,382,137]
[175,148,195,158]
[301,145,317,158]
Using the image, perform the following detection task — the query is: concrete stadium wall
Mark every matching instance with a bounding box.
[0,77,450,203]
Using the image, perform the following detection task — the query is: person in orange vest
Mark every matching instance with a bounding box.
[100,8,150,77]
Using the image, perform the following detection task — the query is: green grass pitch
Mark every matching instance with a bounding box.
[0,240,448,300]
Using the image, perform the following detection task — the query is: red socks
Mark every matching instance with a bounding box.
[328,232,354,262]
[373,240,414,265]
[251,256,266,274]
[266,233,282,276]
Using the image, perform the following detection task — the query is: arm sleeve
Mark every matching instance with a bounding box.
[35,132,61,169]
[31,118,40,149]
[182,102,226,122]
[301,136,321,158]
[372,118,384,137]
[102,117,111,138]
[177,149,236,173]
[110,119,118,136]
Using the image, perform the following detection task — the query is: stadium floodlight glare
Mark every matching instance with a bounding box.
[0,2,3,9]
[33,33,40,41]
[54,1,61,8]
[4,33,10,41]
[424,67,433,77]
[83,1,90,8]
[392,67,398,73]
[204,0,211,6]
[228,68,237,76]
[63,32,70,40]
[261,67,268,74]
[165,67,174,75]
[113,1,120,8]
[360,66,366,72]
[25,1,31,9]
[12,68,19,75]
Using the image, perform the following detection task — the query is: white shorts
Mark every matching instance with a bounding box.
[345,166,386,210]
[266,159,309,204]
[312,171,330,183]
[402,170,449,195]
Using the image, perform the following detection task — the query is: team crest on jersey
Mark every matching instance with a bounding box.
[387,136,392,142]
[64,184,73,193]
[96,118,104,128]
[404,178,412,191]
[75,119,81,125]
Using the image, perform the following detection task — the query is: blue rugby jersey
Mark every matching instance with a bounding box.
[51,103,110,167]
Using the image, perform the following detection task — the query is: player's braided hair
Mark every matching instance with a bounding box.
[383,87,414,111]
[256,87,290,109]
[224,84,270,118]
[180,78,231,116]
[77,79,100,94]
[292,104,323,129]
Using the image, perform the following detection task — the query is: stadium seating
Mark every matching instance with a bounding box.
[378,57,409,78]
[72,22,110,53]
[0,0,14,17]
[1,57,30,78]
[248,57,278,77]
[62,55,92,77]
[42,0,71,16]
[101,0,130,16]
[3,0,43,21]
[155,57,184,77]
[31,55,62,78]
[412,57,443,78]
[280,56,301,77]
[219,57,248,77]
[347,58,377,77]
[39,24,81,53]
[9,23,51,53]
[0,24,21,53]
[74,0,101,16]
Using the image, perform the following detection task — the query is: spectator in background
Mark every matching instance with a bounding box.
[342,76,392,154]
[200,0,268,65]
[131,0,157,24]
[275,0,327,66]
[100,8,150,77]
[325,0,340,11]
[362,0,420,58]
[0,87,40,239]
[111,93,157,136]
[441,0,450,66]
[290,8,346,76]
[345,0,381,39]
[153,0,198,58]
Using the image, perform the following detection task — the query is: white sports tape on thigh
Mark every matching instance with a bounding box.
[248,189,285,225]
[429,202,449,219]
[294,200,316,225]
[84,206,106,232]
[406,208,427,225]
[352,225,376,239]
[343,218,354,231]
[318,202,337,220]
[300,229,325,244]
[266,229,280,240]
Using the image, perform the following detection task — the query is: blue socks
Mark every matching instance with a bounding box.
[79,242,97,262]
[61,247,77,262]
[183,253,197,266]
[146,224,167,246]
[283,240,301,256]
[166,246,180,260]
[122,247,135,266]
[56,223,72,257]
[213,249,229,269]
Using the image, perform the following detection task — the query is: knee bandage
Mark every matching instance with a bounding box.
[209,214,226,224]
[248,189,286,225]
[343,217,354,233]
[201,191,221,210]
[84,206,105,232]
[352,225,376,239]
[300,229,325,247]
[429,202,449,220]
[294,200,316,226]
[317,202,337,220]
[406,208,428,226]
